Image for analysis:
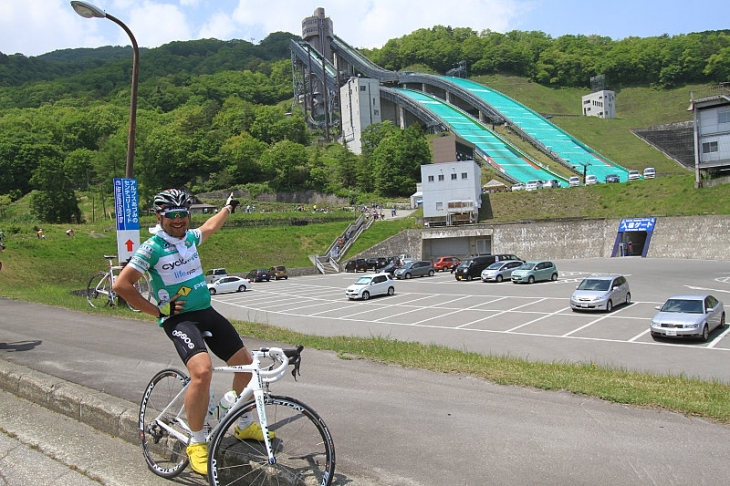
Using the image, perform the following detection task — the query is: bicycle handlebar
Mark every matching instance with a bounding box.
[215,345,304,383]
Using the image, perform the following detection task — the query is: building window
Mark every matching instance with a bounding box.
[461,172,468,179]
[436,202,443,211]
[451,173,457,180]
[438,174,445,181]
[702,141,719,153]
[428,175,434,182]
[360,86,366,91]
[719,110,730,124]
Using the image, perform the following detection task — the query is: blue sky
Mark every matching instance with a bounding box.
[1,0,727,57]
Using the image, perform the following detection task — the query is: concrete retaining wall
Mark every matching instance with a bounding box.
[346,215,730,262]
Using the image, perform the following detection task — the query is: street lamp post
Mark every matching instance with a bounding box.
[71,1,139,179]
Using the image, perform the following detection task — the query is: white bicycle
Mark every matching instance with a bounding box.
[86,255,152,311]
[139,341,336,486]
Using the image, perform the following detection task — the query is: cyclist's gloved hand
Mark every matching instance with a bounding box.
[224,193,240,213]
[158,294,184,320]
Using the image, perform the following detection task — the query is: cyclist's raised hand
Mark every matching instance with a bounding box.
[225,193,240,213]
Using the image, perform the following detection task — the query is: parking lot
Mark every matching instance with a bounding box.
[213,258,730,382]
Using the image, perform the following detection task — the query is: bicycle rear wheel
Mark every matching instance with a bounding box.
[139,369,190,478]
[86,272,113,308]
[209,395,336,486]
[126,273,154,312]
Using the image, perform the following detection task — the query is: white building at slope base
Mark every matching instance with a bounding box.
[420,160,481,227]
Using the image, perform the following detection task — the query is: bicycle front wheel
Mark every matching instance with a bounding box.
[139,369,190,478]
[126,273,154,312]
[86,272,113,308]
[209,395,336,486]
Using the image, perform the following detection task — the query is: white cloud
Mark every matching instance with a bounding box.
[197,12,238,41]
[126,2,192,49]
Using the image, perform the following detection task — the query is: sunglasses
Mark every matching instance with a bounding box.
[162,209,189,219]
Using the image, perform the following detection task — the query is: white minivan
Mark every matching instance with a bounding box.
[643,167,656,179]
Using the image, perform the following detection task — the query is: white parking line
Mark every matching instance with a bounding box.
[562,305,632,337]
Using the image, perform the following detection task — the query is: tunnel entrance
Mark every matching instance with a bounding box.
[612,218,656,257]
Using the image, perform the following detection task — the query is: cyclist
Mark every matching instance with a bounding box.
[113,189,273,476]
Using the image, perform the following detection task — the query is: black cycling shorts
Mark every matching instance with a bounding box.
[162,307,244,364]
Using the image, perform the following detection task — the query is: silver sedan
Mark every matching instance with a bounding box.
[650,294,725,342]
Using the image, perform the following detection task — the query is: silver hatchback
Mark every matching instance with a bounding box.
[481,260,523,282]
[394,260,435,279]
[570,275,631,312]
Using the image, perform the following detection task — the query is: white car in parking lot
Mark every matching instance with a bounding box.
[585,174,598,185]
[525,180,543,191]
[650,294,725,342]
[628,170,642,181]
[346,273,395,300]
[568,176,581,187]
[207,276,251,295]
[570,275,631,312]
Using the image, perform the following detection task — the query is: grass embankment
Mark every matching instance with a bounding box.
[487,173,730,221]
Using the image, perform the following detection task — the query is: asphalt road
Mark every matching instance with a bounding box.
[2,257,730,485]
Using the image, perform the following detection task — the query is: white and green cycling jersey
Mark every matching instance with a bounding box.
[127,229,211,325]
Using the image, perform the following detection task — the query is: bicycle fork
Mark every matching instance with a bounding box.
[252,373,276,464]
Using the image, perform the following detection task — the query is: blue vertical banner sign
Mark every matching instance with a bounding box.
[113,178,141,263]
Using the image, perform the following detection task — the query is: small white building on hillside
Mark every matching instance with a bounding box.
[582,90,616,118]
[420,160,481,226]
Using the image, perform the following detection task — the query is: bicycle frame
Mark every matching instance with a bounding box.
[146,348,290,464]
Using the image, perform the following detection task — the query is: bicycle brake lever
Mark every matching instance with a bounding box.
[290,354,301,381]
[291,344,303,381]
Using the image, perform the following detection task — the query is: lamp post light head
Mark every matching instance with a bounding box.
[70,1,106,19]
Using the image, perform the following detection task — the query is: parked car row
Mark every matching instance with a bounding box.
[205,266,289,295]
[510,168,655,192]
[344,258,724,342]
[513,179,563,191]
[454,254,522,281]
[568,274,725,342]
[345,255,420,273]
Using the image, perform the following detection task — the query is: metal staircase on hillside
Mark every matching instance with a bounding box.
[313,215,372,274]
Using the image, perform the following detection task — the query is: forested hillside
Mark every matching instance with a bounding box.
[1,26,728,224]
[363,27,730,88]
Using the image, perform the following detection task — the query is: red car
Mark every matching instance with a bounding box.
[432,256,461,272]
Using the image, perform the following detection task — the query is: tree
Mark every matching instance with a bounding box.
[219,132,267,184]
[372,125,431,197]
[259,140,309,192]
[29,156,83,224]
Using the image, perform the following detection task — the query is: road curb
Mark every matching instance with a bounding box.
[0,358,139,444]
